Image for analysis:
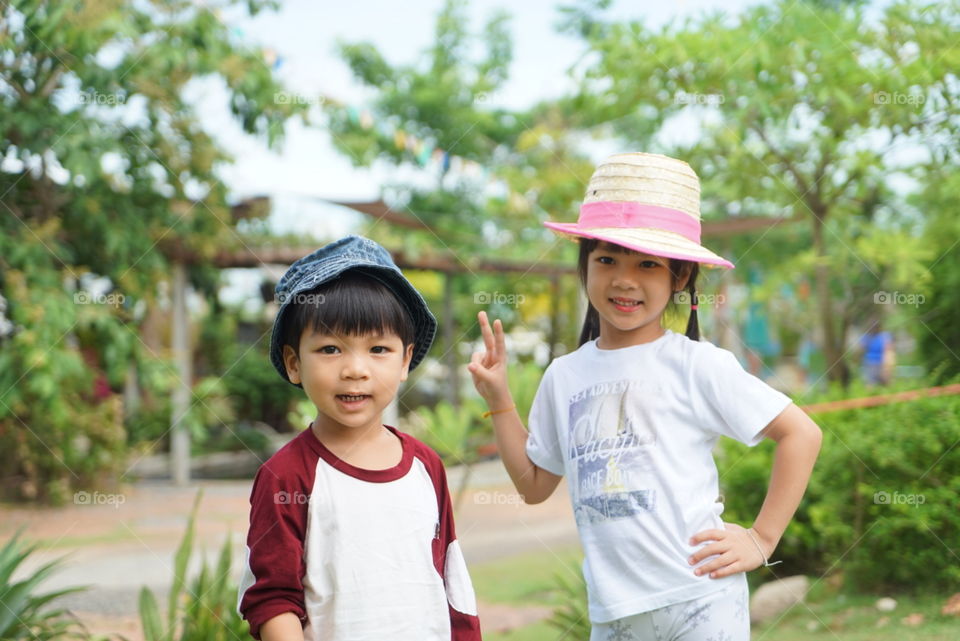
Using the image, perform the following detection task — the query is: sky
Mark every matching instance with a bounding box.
[192,0,763,240]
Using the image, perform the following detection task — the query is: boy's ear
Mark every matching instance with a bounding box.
[282,345,301,384]
[399,343,415,382]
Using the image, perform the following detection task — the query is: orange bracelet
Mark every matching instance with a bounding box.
[482,405,515,418]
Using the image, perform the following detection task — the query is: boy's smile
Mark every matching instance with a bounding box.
[283,329,414,438]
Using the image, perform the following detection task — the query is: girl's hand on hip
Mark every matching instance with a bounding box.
[468,311,512,406]
[688,522,773,578]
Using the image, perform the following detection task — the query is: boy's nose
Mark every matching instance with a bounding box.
[340,354,370,379]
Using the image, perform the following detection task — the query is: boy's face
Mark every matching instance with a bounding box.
[283,328,414,436]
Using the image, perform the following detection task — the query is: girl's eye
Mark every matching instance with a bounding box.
[317,345,339,354]
[597,256,615,265]
[640,260,662,268]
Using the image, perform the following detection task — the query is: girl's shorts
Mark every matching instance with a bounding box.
[589,576,750,641]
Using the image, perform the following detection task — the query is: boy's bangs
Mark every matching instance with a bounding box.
[308,275,413,342]
[283,272,416,352]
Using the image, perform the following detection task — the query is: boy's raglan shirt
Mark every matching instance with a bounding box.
[237,426,480,640]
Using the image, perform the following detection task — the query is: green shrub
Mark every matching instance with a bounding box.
[139,490,249,641]
[717,381,960,592]
[546,569,590,640]
[0,531,87,640]
[221,344,299,433]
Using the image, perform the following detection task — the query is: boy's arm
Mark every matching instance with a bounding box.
[260,613,305,641]
[689,403,822,578]
[238,464,310,639]
[467,311,562,504]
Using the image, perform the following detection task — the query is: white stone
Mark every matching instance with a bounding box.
[876,597,898,612]
[750,576,810,624]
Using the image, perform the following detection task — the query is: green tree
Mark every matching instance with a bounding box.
[913,160,960,381]
[0,0,302,501]
[562,0,959,384]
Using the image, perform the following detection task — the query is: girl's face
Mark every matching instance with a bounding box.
[585,243,689,350]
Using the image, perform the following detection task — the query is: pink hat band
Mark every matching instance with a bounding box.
[577,202,701,243]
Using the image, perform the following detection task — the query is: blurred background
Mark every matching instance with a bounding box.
[1,0,959,639]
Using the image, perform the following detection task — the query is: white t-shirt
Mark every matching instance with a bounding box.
[526,330,792,623]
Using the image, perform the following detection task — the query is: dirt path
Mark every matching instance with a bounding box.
[1,461,578,638]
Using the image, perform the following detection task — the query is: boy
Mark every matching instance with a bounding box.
[237,236,481,640]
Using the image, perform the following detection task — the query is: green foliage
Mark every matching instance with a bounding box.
[0,0,301,500]
[717,385,960,592]
[563,0,960,383]
[546,569,591,640]
[221,340,312,435]
[413,397,490,468]
[914,166,960,382]
[138,490,249,641]
[0,531,87,640]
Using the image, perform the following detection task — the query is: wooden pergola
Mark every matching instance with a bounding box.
[164,198,803,483]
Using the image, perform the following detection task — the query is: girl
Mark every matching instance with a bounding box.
[468,153,822,641]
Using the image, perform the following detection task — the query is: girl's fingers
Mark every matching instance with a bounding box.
[478,311,496,356]
[694,551,736,577]
[493,318,507,358]
[689,529,725,547]
[689,542,723,565]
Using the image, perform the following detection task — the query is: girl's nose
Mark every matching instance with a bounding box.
[611,269,638,289]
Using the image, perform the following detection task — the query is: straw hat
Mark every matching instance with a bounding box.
[544,152,734,268]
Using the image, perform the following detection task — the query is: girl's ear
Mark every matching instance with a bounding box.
[283,344,301,384]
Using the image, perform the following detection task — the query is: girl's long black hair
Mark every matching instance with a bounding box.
[577,238,701,346]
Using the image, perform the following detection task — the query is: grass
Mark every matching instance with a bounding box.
[471,544,582,606]
[472,547,960,641]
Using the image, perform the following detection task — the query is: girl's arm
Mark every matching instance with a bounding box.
[689,403,822,578]
[468,311,562,504]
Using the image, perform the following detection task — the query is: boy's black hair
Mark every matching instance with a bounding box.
[576,238,700,346]
[281,270,416,358]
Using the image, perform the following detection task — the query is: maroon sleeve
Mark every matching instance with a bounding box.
[411,438,482,640]
[238,435,315,639]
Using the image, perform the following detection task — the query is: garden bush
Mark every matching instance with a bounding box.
[717,380,960,592]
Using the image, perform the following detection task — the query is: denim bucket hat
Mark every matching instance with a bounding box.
[269,235,437,386]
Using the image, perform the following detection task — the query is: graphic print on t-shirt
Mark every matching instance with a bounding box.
[568,379,659,526]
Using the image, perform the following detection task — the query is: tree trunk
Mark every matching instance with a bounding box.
[811,213,850,386]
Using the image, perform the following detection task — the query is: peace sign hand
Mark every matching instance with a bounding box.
[467,311,512,408]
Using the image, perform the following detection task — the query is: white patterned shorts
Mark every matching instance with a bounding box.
[590,576,750,641]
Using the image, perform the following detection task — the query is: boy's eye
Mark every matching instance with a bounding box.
[370,345,390,354]
[317,345,339,354]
